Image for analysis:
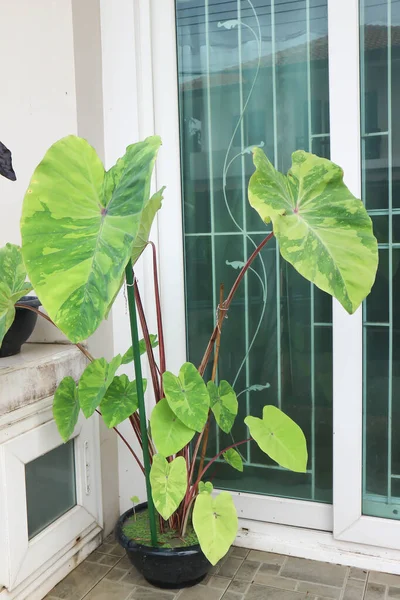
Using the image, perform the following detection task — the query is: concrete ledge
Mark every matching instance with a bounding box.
[0,344,88,416]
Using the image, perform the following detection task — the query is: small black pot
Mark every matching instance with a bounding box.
[0,296,41,358]
[115,503,211,589]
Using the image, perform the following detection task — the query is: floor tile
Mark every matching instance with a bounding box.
[177,584,225,600]
[247,551,285,566]
[253,572,297,590]
[229,547,250,559]
[47,561,110,600]
[296,581,341,599]
[349,568,368,581]
[342,578,366,600]
[281,557,347,587]
[105,567,130,583]
[370,572,400,587]
[86,551,121,567]
[227,580,250,594]
[83,579,134,600]
[218,557,245,578]
[389,587,400,599]
[208,576,231,591]
[121,565,151,588]
[364,582,386,600]
[222,593,244,600]
[131,586,176,600]
[244,584,313,600]
[96,541,125,557]
[234,561,261,582]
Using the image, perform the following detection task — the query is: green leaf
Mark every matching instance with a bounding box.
[245,405,308,473]
[198,481,213,495]
[223,448,243,472]
[0,244,32,346]
[193,491,238,565]
[21,135,162,343]
[131,496,140,505]
[150,454,187,521]
[207,380,238,434]
[53,376,80,442]
[78,355,122,418]
[248,149,378,314]
[163,362,209,432]
[121,334,158,365]
[150,398,196,456]
[131,187,165,265]
[100,374,144,428]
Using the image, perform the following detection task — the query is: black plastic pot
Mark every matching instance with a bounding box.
[0,296,41,358]
[115,503,211,589]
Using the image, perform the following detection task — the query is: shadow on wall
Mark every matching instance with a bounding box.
[0,141,16,181]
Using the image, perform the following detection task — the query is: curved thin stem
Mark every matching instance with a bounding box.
[194,438,252,488]
[95,409,145,475]
[15,303,94,362]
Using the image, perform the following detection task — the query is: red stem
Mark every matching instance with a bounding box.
[149,242,166,378]
[198,232,273,376]
[134,281,162,401]
[193,438,252,488]
[95,409,145,475]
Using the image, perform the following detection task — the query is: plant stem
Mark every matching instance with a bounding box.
[134,281,162,401]
[95,409,145,474]
[16,304,95,362]
[198,232,273,376]
[149,242,166,393]
[125,260,158,546]
[194,437,252,488]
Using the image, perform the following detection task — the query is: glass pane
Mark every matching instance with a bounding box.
[361,0,400,520]
[177,0,332,503]
[25,440,76,539]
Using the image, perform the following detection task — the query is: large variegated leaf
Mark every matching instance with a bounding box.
[0,243,32,346]
[100,375,144,428]
[78,355,122,418]
[245,405,307,473]
[163,362,209,432]
[193,491,238,565]
[21,135,161,343]
[53,376,80,442]
[131,188,165,265]
[150,454,187,521]
[207,380,238,434]
[150,398,196,456]
[248,149,378,314]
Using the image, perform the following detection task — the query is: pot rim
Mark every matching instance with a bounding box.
[115,502,203,557]
[16,295,41,308]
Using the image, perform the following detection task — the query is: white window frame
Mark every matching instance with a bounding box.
[0,402,102,590]
[330,0,400,551]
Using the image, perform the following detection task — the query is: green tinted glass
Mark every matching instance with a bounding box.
[177,0,332,502]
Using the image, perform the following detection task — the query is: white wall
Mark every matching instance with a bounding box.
[0,0,119,536]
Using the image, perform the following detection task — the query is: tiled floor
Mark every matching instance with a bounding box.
[45,535,399,600]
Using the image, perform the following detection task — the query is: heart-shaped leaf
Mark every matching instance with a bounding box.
[150,454,187,521]
[150,398,196,456]
[193,491,238,565]
[163,362,209,432]
[0,244,32,346]
[121,334,158,365]
[100,374,144,428]
[78,355,122,418]
[21,135,161,343]
[207,380,238,434]
[53,376,80,442]
[223,448,243,472]
[248,149,378,314]
[131,187,165,265]
[245,405,307,472]
[198,481,213,494]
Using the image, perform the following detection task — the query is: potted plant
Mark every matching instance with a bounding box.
[0,135,378,588]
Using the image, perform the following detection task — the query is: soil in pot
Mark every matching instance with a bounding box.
[115,503,211,589]
[0,296,41,358]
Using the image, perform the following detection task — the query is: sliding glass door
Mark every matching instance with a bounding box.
[176,0,332,507]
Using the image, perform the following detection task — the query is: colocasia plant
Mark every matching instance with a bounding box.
[0,135,378,565]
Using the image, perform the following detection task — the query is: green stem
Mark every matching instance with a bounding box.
[125,260,158,546]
